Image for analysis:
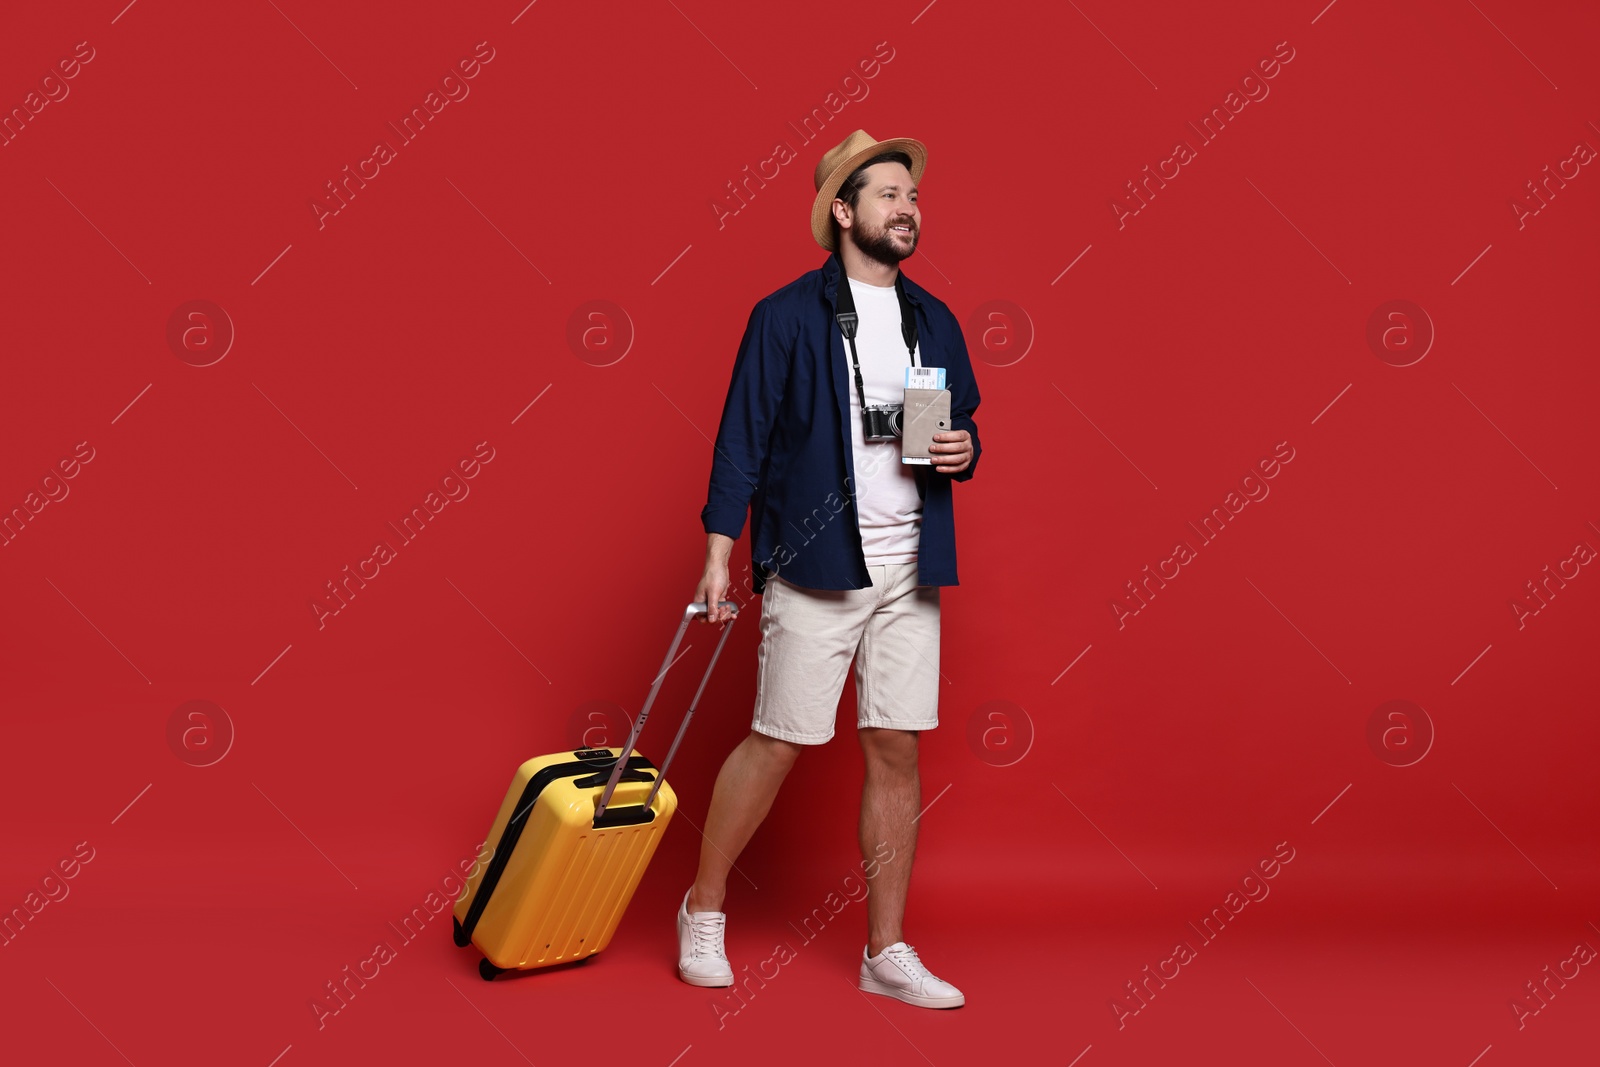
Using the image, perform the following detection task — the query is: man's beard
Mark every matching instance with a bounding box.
[849,217,917,265]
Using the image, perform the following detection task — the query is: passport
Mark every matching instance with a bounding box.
[900,388,952,465]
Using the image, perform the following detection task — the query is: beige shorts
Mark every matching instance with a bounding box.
[750,561,941,744]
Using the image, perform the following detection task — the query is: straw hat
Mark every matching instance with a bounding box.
[810,129,928,251]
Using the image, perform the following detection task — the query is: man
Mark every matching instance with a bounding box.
[681,129,982,1010]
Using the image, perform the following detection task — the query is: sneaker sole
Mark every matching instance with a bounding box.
[858,975,965,1008]
[678,967,735,988]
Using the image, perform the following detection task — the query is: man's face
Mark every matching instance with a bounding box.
[836,162,919,265]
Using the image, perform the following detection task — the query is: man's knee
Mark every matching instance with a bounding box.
[746,730,804,770]
[859,727,918,772]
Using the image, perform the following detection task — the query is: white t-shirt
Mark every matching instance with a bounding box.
[842,277,923,566]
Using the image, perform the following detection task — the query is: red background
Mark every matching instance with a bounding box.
[2,1,1596,1064]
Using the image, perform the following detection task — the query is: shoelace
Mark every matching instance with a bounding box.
[882,943,933,981]
[687,913,726,959]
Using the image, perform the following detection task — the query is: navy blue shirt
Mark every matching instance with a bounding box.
[701,253,983,593]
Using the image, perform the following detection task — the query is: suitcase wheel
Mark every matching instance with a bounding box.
[452,916,470,948]
[479,958,506,982]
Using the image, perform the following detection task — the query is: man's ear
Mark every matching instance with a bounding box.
[831,198,851,231]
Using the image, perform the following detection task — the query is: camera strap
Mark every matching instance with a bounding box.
[833,254,919,419]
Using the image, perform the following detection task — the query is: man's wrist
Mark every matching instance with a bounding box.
[706,532,735,562]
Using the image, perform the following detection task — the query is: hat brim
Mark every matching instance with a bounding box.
[811,137,928,251]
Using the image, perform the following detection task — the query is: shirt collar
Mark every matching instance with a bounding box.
[821,251,923,307]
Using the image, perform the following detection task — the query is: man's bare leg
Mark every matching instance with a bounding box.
[687,730,803,913]
[858,727,920,956]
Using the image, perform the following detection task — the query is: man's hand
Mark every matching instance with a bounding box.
[930,430,972,474]
[695,533,736,626]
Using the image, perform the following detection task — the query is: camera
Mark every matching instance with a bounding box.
[862,404,904,441]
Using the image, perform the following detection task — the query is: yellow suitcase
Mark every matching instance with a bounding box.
[452,600,740,979]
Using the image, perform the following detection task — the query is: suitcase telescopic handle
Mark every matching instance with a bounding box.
[593,600,740,820]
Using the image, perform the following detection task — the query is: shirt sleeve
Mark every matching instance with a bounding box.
[941,307,982,483]
[701,297,792,539]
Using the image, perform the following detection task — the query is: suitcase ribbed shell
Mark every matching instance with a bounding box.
[453,747,677,970]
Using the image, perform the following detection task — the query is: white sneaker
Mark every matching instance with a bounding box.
[859,942,965,1008]
[677,890,733,987]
